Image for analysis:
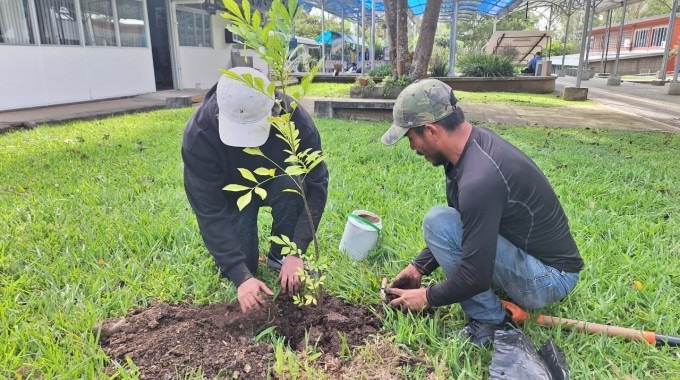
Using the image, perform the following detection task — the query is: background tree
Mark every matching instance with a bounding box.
[409,0,444,79]
[457,14,494,53]
[611,0,676,21]
[383,0,410,77]
[383,0,397,76]
[396,0,410,76]
[497,10,541,30]
[294,9,347,39]
[547,39,580,56]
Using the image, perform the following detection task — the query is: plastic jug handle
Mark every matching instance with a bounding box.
[347,213,382,233]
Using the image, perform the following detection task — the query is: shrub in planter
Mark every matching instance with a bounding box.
[368,64,392,78]
[458,53,515,77]
[429,45,449,77]
[382,75,412,98]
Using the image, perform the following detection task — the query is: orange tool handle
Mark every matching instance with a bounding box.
[537,315,657,344]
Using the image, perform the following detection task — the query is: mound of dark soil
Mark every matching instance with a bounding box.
[97,294,383,379]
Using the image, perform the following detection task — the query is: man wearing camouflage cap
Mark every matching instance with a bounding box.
[382,79,584,346]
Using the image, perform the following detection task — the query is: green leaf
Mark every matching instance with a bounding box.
[241,73,254,86]
[223,0,243,18]
[254,186,267,200]
[253,167,272,176]
[282,189,300,196]
[243,147,264,156]
[236,191,252,211]
[254,77,265,93]
[242,0,251,23]
[237,168,257,182]
[220,69,243,81]
[269,236,285,245]
[288,0,299,19]
[285,165,305,176]
[223,184,250,192]
[251,10,261,30]
[306,156,324,171]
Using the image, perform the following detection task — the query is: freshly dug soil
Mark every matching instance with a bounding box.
[97,294,388,379]
[357,213,380,224]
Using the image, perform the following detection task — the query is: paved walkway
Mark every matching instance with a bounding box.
[2,77,679,134]
[457,76,680,133]
[0,89,207,133]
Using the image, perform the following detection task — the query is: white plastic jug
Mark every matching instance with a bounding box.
[339,210,382,260]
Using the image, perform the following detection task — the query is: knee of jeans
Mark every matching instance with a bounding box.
[520,297,552,310]
[423,206,461,235]
[516,284,557,310]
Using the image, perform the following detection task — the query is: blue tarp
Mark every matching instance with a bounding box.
[299,0,522,20]
[401,0,520,17]
[315,31,357,45]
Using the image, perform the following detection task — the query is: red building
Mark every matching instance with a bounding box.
[589,14,680,75]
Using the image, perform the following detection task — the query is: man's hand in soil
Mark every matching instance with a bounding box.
[390,264,423,290]
[386,287,429,312]
[237,277,274,313]
[279,255,304,295]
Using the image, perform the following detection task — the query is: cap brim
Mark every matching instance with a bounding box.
[381,123,410,146]
[218,113,271,147]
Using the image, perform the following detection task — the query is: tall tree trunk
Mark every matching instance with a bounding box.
[410,0,443,79]
[396,0,410,76]
[383,0,398,77]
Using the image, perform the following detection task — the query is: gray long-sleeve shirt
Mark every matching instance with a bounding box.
[413,126,583,307]
[182,85,328,287]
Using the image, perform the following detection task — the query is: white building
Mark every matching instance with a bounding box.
[0,0,273,111]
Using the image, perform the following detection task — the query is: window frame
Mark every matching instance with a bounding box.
[632,28,649,49]
[175,5,212,48]
[0,0,148,47]
[650,26,667,47]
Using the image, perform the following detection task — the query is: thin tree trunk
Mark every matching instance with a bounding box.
[396,0,410,76]
[383,0,398,77]
[410,0,443,79]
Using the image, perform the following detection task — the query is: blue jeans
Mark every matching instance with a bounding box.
[423,206,579,324]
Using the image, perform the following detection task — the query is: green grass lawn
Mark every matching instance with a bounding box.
[1,110,679,378]
[288,82,590,107]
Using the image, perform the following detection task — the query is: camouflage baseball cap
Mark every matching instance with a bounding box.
[381,79,457,146]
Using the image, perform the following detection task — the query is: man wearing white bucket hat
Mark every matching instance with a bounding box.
[381,79,584,346]
[182,67,328,312]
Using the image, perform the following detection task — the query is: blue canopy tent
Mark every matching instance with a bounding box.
[315,31,357,45]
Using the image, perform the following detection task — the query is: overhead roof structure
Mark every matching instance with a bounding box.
[298,0,649,25]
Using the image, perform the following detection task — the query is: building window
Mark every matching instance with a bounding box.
[176,7,211,47]
[650,27,667,47]
[633,29,649,48]
[117,0,146,47]
[0,0,35,44]
[80,0,116,46]
[35,0,81,45]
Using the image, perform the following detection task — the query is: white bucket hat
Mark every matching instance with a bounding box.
[216,67,275,147]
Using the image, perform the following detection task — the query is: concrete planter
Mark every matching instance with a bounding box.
[433,76,557,94]
[349,85,406,99]
[304,75,555,94]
